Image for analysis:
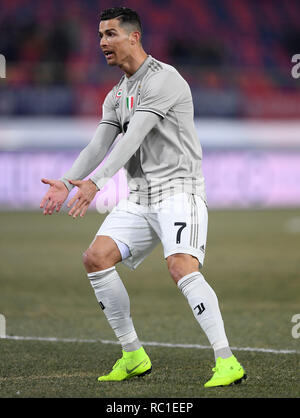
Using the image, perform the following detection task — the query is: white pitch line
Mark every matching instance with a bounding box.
[3,335,300,355]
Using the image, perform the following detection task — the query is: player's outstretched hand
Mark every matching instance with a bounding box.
[66,179,98,218]
[40,178,69,215]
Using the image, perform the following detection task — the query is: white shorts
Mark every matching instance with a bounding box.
[96,192,208,270]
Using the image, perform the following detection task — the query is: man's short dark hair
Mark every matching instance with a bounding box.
[100,7,142,37]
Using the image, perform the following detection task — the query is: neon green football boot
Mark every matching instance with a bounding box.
[204,355,247,388]
[98,347,152,382]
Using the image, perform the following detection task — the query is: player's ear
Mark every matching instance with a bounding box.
[129,31,141,45]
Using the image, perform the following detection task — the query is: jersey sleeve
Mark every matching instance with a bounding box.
[136,70,185,119]
[90,111,160,190]
[59,122,120,191]
[100,89,121,130]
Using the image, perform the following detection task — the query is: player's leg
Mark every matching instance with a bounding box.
[83,235,142,354]
[84,200,159,381]
[167,252,246,387]
[150,193,246,387]
[167,252,232,361]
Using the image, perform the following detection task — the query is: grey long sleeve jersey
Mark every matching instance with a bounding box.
[60,55,207,206]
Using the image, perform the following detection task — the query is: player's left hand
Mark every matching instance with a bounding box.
[66,179,98,218]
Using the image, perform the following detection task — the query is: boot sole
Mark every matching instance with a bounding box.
[233,373,247,385]
[136,366,152,378]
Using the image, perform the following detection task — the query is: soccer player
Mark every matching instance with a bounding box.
[40,7,246,387]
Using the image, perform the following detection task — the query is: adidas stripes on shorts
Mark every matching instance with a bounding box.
[96,192,208,270]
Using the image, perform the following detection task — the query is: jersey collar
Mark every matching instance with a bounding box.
[126,55,152,83]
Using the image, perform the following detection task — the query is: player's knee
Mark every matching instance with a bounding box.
[167,254,199,283]
[82,248,99,270]
[82,246,114,271]
[167,259,184,283]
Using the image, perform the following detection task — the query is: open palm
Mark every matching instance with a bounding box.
[40,178,69,215]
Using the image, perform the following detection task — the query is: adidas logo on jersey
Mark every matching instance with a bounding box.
[148,60,163,72]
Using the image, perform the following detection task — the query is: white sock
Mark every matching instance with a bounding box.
[177,272,232,360]
[88,267,141,352]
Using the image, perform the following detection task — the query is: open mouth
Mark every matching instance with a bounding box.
[103,51,114,59]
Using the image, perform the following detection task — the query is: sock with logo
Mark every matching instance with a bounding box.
[177,271,232,360]
[88,267,141,352]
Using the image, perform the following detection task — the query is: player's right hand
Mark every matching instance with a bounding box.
[40,178,69,215]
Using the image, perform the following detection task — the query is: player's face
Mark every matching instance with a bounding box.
[99,19,133,66]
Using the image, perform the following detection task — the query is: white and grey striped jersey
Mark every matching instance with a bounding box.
[100,55,207,206]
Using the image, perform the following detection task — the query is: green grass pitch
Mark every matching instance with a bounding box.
[0,208,299,398]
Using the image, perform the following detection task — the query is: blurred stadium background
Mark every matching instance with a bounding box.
[0,0,300,398]
[1,0,300,208]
